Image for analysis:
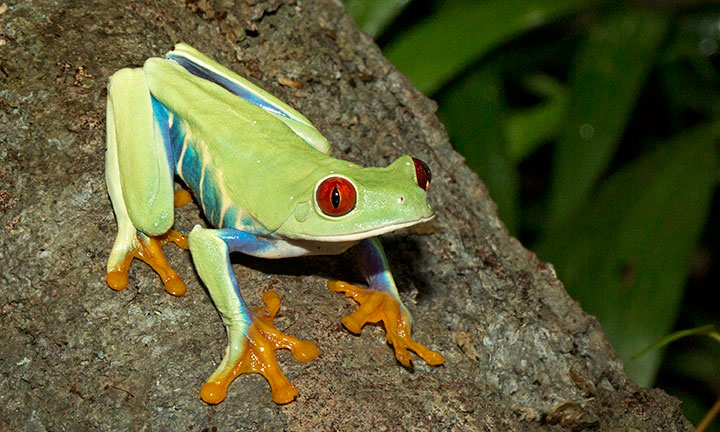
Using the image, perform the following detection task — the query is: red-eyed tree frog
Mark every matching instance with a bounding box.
[104,43,444,405]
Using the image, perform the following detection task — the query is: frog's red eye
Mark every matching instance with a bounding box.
[412,157,431,190]
[316,177,356,217]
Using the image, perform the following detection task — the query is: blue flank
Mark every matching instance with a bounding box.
[175,138,201,200]
[158,62,273,233]
[165,110,256,232]
[222,206,238,230]
[172,135,226,227]
[168,55,292,120]
[241,216,254,227]
[201,166,221,226]
[168,109,187,168]
[151,96,175,179]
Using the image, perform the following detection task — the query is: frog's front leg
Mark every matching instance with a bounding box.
[328,237,444,367]
[105,67,189,296]
[188,226,318,405]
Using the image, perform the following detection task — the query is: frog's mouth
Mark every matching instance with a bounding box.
[292,213,435,243]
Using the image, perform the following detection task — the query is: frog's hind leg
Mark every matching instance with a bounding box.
[105,67,188,296]
[188,226,318,404]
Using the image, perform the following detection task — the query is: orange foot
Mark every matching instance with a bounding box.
[328,281,445,367]
[200,291,319,405]
[106,229,189,296]
[106,190,191,296]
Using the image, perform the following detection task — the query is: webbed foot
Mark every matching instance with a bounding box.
[106,229,189,296]
[328,281,444,367]
[106,190,190,296]
[200,291,318,405]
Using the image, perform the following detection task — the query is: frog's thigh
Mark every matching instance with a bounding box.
[107,67,174,237]
[105,87,138,272]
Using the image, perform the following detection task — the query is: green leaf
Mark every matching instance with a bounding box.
[535,121,720,386]
[437,64,520,234]
[663,12,720,64]
[504,74,569,162]
[660,14,720,121]
[547,9,671,225]
[344,0,413,39]
[664,342,720,389]
[633,324,719,359]
[384,0,604,95]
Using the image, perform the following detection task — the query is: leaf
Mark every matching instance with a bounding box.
[344,0,413,39]
[504,74,569,162]
[547,9,670,225]
[437,63,520,234]
[659,13,720,123]
[384,0,604,95]
[633,324,719,359]
[663,12,720,64]
[664,341,720,390]
[535,121,720,386]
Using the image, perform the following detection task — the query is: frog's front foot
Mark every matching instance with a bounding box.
[200,290,318,405]
[106,229,189,296]
[328,281,444,367]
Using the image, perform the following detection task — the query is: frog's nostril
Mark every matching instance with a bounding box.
[398,196,404,204]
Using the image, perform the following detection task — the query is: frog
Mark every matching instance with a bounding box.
[104,43,444,405]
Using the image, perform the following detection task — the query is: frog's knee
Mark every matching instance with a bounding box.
[129,208,174,237]
[188,225,226,257]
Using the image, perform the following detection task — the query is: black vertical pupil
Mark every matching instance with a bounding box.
[331,186,340,209]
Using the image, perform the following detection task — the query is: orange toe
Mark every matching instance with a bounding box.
[106,268,129,291]
[199,381,227,405]
[163,274,186,296]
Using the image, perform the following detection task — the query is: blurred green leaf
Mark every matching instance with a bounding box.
[662,13,720,115]
[438,64,520,234]
[384,0,604,95]
[665,344,720,390]
[548,9,670,225]
[634,324,719,359]
[663,12,720,63]
[505,74,569,162]
[344,0,412,38]
[535,121,720,386]
[661,59,719,127]
[660,14,720,122]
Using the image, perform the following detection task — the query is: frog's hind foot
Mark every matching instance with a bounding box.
[200,291,318,405]
[328,280,444,367]
[106,229,189,296]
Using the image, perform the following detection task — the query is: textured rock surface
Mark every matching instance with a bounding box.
[0,0,692,430]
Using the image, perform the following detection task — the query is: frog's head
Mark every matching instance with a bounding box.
[277,155,434,242]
